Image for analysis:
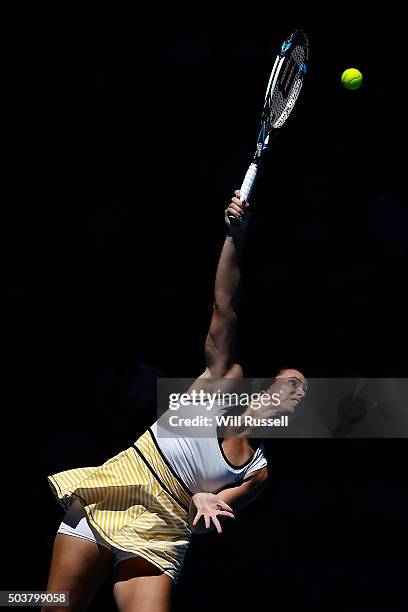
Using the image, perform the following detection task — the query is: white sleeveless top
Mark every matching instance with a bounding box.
[150,401,267,495]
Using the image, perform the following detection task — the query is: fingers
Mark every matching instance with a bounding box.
[233,190,249,207]
[217,511,235,519]
[225,191,250,233]
[193,512,212,531]
[211,516,222,534]
[227,202,244,217]
[226,199,249,221]
[193,512,235,534]
[219,501,234,513]
[231,197,245,209]
[226,198,249,217]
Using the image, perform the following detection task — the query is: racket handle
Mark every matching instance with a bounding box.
[227,163,258,227]
[240,162,258,202]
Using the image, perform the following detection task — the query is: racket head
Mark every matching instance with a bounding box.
[256,30,309,154]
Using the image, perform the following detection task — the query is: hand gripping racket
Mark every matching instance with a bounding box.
[229,30,309,226]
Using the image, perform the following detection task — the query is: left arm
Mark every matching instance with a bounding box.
[189,467,269,534]
[217,466,269,511]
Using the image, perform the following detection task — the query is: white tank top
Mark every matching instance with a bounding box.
[150,401,267,494]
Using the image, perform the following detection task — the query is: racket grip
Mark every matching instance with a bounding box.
[227,163,258,227]
[239,162,258,202]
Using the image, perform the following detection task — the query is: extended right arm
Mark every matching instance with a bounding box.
[203,191,251,378]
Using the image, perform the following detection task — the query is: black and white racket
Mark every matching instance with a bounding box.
[229,30,309,225]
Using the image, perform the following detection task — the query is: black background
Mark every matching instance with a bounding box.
[4,5,407,611]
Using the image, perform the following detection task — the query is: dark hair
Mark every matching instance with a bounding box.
[250,377,276,394]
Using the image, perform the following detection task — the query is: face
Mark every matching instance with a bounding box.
[265,369,308,415]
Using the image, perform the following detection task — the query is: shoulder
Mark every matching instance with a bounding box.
[254,466,269,481]
[243,466,269,486]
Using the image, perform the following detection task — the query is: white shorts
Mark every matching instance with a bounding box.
[57,499,137,570]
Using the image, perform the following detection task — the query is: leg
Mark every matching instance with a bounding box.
[41,533,112,612]
[113,557,173,612]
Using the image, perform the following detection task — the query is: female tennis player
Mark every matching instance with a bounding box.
[42,191,306,611]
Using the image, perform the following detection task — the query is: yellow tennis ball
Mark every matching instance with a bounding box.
[341,68,363,90]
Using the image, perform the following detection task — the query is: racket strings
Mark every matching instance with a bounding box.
[269,42,307,129]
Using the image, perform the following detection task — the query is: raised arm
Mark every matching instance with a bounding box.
[202,190,251,378]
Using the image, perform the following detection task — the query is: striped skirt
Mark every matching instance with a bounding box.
[47,429,193,582]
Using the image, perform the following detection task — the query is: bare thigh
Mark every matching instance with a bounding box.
[41,533,112,612]
[113,557,173,612]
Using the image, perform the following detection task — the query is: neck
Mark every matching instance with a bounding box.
[222,423,248,439]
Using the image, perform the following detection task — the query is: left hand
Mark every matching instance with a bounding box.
[191,492,235,534]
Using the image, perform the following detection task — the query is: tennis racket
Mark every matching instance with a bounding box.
[229,30,309,226]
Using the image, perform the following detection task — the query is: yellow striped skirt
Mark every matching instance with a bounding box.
[47,429,193,582]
